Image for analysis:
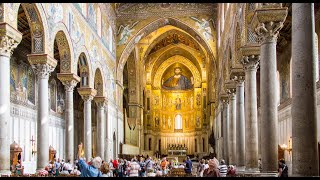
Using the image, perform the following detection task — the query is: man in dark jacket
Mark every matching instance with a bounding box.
[184,156,193,176]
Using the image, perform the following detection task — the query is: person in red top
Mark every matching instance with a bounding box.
[113,158,119,177]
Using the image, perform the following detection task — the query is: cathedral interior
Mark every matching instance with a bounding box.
[0,3,320,177]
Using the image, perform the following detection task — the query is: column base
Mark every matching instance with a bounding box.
[237,166,246,173]
[244,168,260,177]
[256,172,278,177]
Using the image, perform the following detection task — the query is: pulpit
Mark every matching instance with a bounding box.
[49,146,56,162]
[10,141,22,167]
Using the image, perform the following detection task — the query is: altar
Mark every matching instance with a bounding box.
[168,149,187,156]
[167,144,188,162]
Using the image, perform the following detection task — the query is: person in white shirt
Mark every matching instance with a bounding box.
[70,166,81,176]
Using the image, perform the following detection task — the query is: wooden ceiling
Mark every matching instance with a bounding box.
[16,5,31,57]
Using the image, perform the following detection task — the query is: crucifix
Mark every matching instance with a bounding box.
[30,135,36,156]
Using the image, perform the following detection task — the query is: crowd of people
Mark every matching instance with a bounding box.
[38,155,239,177]
[10,143,288,177]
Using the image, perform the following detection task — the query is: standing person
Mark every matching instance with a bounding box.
[129,158,140,177]
[113,158,119,177]
[100,162,111,177]
[258,158,262,171]
[118,159,125,177]
[160,157,169,176]
[203,158,221,177]
[278,159,288,177]
[145,156,154,172]
[139,157,146,177]
[184,156,193,176]
[108,159,114,177]
[64,159,73,174]
[197,159,205,177]
[218,159,228,177]
[77,156,102,177]
[54,158,61,176]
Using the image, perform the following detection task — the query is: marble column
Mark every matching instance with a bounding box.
[94,96,107,160]
[28,54,57,170]
[251,4,288,173]
[231,70,245,171]
[226,82,237,165]
[220,94,229,164]
[57,74,80,163]
[104,101,109,161]
[292,3,319,176]
[78,88,97,160]
[0,24,22,175]
[240,46,260,172]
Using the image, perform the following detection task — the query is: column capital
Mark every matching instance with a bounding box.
[240,45,260,71]
[94,96,108,108]
[27,54,57,79]
[251,4,288,43]
[225,81,237,98]
[230,68,245,83]
[77,87,97,102]
[220,93,229,104]
[57,73,81,92]
[0,22,22,57]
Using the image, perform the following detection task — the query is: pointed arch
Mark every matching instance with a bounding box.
[94,68,105,97]
[75,45,94,88]
[117,17,215,83]
[51,22,75,73]
[77,53,90,88]
[15,3,48,54]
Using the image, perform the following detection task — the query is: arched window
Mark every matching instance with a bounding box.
[175,114,182,130]
[97,6,102,37]
[82,71,88,87]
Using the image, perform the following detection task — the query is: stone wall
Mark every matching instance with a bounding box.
[10,103,65,174]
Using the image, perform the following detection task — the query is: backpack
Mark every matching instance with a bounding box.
[140,162,146,173]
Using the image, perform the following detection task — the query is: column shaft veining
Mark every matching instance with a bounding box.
[292,3,319,176]
[251,4,288,173]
